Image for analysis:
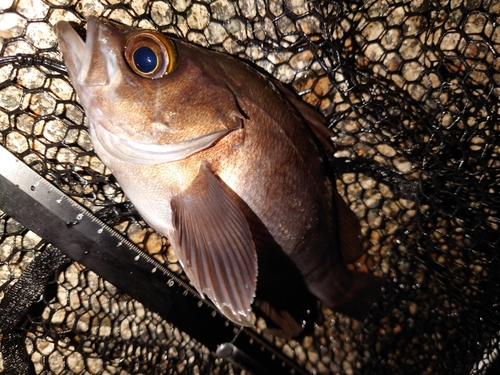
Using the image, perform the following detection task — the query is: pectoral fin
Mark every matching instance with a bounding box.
[170,162,257,326]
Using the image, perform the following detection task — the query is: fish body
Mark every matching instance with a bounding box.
[56,17,383,336]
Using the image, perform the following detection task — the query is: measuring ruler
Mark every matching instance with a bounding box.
[0,144,307,375]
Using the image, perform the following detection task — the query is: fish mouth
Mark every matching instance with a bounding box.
[55,20,85,75]
[91,123,233,165]
[56,17,117,87]
[58,18,240,163]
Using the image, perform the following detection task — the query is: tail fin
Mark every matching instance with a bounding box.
[312,264,385,321]
[331,270,385,321]
[325,192,385,320]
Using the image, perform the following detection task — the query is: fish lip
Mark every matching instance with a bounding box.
[77,16,98,85]
[91,122,236,166]
[55,20,86,78]
[56,17,113,87]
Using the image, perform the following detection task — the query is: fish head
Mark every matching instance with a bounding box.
[55,17,245,165]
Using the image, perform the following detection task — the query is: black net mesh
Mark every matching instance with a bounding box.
[0,0,499,374]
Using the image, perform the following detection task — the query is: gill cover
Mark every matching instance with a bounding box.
[124,31,179,79]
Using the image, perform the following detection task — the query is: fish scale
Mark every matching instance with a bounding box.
[55,16,384,337]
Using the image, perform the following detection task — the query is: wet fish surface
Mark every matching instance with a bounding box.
[56,17,384,337]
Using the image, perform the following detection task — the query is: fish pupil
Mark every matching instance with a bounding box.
[133,46,158,73]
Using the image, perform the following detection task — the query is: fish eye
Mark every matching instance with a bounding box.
[124,32,178,79]
[133,46,158,74]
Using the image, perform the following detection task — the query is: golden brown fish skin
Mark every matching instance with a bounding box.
[63,18,335,261]
[56,20,244,145]
[56,17,382,330]
[105,56,336,271]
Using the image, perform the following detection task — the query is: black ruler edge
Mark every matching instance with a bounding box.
[0,145,309,375]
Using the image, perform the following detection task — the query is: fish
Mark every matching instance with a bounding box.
[55,17,384,337]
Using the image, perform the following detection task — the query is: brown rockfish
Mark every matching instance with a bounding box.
[55,17,384,337]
